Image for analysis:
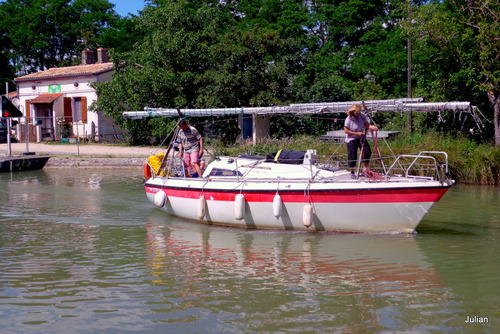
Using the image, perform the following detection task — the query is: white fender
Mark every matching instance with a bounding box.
[198,195,206,220]
[234,194,245,220]
[154,191,167,208]
[273,193,282,219]
[303,204,313,228]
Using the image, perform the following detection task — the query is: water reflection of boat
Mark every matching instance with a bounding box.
[145,221,443,294]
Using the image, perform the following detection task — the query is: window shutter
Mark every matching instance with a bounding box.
[81,97,87,123]
[64,98,73,123]
[25,100,31,118]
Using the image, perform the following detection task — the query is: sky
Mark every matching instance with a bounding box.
[0,0,146,17]
[110,0,146,17]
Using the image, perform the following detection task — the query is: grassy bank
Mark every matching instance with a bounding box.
[208,132,500,186]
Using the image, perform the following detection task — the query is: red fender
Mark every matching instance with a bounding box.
[143,163,152,179]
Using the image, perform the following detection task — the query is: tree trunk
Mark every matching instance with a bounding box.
[487,91,500,146]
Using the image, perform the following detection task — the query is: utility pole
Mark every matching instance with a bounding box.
[407,1,413,132]
[407,38,412,131]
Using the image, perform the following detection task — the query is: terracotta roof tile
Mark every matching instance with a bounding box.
[30,93,64,104]
[15,62,114,82]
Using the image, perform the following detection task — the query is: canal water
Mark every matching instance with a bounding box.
[0,169,498,333]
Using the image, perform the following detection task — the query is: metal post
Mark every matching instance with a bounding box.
[25,116,30,153]
[5,82,12,156]
[76,121,80,155]
[6,118,11,156]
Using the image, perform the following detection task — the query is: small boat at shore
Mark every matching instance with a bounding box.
[143,149,453,233]
[0,155,50,172]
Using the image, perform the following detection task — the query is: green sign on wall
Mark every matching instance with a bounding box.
[48,85,61,93]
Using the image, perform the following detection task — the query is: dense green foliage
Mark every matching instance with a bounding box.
[0,0,498,147]
[403,0,499,143]
[1,0,114,72]
[0,0,142,84]
[90,0,499,145]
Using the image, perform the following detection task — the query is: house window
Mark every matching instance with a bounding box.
[73,98,82,122]
[65,96,87,123]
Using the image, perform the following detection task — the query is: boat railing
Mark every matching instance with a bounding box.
[147,155,186,180]
[149,150,451,185]
[385,151,450,184]
[316,150,451,183]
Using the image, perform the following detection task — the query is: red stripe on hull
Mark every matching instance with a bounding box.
[146,185,450,204]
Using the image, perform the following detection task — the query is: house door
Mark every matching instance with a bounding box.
[34,103,55,141]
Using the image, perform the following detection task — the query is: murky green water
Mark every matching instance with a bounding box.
[0,169,498,333]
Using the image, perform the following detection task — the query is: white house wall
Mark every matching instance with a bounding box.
[16,72,118,142]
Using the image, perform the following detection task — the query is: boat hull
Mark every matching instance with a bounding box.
[0,156,50,172]
[145,177,451,233]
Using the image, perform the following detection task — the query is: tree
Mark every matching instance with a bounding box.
[93,0,312,144]
[0,0,119,73]
[197,0,311,107]
[456,0,500,145]
[91,0,224,144]
[0,13,15,92]
[90,0,496,145]
[404,0,500,144]
[98,14,146,53]
[290,0,409,102]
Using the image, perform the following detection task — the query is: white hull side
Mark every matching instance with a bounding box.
[146,190,437,233]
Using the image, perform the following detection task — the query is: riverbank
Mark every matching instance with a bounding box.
[3,135,499,184]
[1,142,160,167]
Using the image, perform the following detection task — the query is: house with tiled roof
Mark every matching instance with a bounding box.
[14,48,122,142]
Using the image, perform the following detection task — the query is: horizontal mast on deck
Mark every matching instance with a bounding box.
[122,98,476,119]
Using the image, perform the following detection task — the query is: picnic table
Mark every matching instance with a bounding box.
[320,130,400,142]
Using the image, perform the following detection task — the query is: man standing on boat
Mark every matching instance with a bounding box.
[178,120,204,177]
[344,104,378,178]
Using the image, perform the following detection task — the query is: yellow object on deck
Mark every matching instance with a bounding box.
[148,153,166,176]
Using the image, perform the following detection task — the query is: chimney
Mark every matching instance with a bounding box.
[97,48,109,63]
[82,49,95,65]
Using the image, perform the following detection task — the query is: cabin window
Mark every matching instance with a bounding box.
[207,168,242,177]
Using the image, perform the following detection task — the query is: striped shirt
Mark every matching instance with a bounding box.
[178,126,202,153]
